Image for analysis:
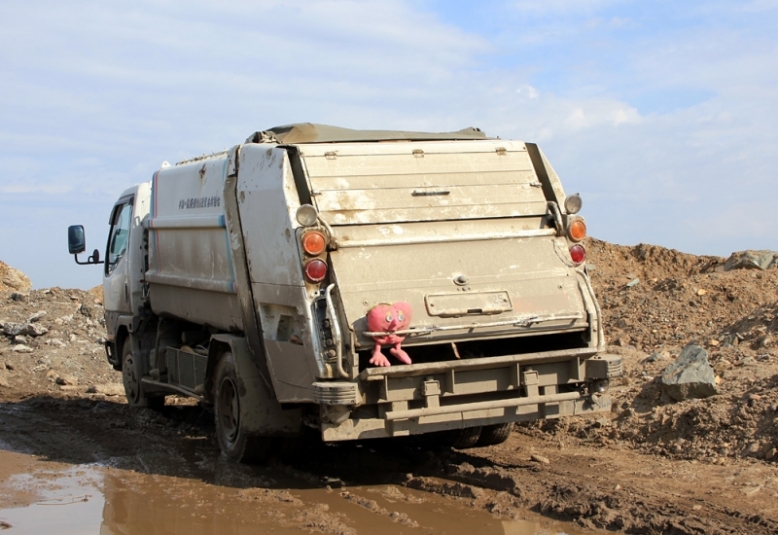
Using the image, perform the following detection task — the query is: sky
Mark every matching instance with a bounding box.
[1,0,778,289]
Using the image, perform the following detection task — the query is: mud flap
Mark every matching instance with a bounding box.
[212,334,302,436]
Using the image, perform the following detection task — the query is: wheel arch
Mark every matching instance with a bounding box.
[207,333,302,437]
[114,321,132,371]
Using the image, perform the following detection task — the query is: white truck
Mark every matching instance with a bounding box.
[68,123,620,461]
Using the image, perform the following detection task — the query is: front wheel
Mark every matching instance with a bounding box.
[213,352,272,463]
[121,338,164,410]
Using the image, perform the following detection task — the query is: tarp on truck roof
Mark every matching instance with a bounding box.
[245,123,490,144]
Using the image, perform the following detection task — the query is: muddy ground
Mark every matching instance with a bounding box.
[2,239,778,534]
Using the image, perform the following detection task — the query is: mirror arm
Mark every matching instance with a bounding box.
[71,252,104,266]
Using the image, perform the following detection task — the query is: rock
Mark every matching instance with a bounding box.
[754,334,773,349]
[13,335,28,344]
[743,442,764,458]
[2,322,47,338]
[724,250,778,271]
[26,311,47,323]
[626,278,640,288]
[0,262,32,292]
[530,454,550,464]
[91,383,124,396]
[740,356,757,367]
[24,323,48,337]
[2,322,25,337]
[646,351,669,363]
[659,344,718,401]
[613,337,632,348]
[56,374,78,386]
[11,344,33,353]
[10,292,28,302]
[46,338,66,348]
[615,318,631,328]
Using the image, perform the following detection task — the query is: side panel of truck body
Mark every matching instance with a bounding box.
[235,144,323,402]
[147,158,243,332]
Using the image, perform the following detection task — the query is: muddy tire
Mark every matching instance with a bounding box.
[477,423,513,446]
[213,352,272,463]
[451,426,483,449]
[121,338,164,410]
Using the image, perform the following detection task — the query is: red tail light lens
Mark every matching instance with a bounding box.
[570,244,586,265]
[302,231,326,256]
[304,259,327,283]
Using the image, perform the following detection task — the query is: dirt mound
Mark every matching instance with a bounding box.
[0,286,119,401]
[520,238,778,466]
[0,261,32,293]
[587,237,778,353]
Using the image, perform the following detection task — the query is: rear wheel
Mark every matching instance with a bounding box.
[121,338,164,410]
[213,352,272,463]
[451,426,483,449]
[477,423,513,446]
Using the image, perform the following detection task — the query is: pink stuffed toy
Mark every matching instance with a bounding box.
[367,302,413,367]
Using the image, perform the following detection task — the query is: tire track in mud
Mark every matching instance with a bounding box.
[2,396,778,534]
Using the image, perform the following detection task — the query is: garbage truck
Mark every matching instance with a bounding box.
[68,123,621,462]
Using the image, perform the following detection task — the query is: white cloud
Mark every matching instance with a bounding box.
[510,0,624,15]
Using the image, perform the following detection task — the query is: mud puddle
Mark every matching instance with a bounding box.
[0,448,592,535]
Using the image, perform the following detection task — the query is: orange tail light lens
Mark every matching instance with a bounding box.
[304,259,328,283]
[568,219,586,242]
[302,231,326,256]
[570,244,586,265]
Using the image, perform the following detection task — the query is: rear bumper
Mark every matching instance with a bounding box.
[315,348,621,441]
[322,391,612,441]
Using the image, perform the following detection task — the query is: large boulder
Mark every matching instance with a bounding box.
[724,250,778,271]
[0,261,32,292]
[1,322,48,338]
[659,344,718,402]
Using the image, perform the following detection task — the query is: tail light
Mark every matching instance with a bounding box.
[302,230,326,256]
[570,244,586,265]
[299,228,329,284]
[304,259,328,283]
[567,218,586,242]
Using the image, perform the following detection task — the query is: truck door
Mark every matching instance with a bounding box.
[104,196,134,314]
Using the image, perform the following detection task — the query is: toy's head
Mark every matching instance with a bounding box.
[367,302,412,334]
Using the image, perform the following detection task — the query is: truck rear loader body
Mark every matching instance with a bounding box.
[69,124,621,461]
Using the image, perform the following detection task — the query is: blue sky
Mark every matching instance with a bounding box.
[2,0,778,289]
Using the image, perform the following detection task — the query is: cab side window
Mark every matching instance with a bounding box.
[105,201,133,276]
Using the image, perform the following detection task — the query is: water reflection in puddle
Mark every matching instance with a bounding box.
[0,455,587,535]
[0,466,103,535]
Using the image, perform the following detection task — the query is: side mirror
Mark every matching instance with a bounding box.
[68,225,103,265]
[68,225,86,254]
